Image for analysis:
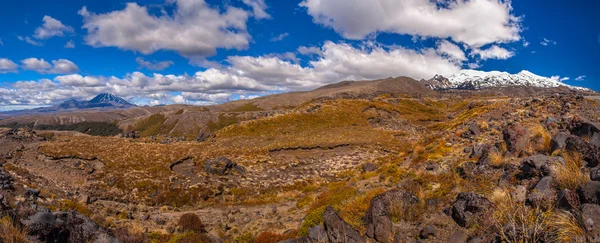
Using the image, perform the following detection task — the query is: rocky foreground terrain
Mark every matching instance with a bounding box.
[1,77,600,242]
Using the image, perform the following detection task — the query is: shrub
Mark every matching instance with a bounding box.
[0,216,27,243]
[552,151,588,190]
[178,213,205,233]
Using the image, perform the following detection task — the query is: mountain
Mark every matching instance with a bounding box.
[425,70,588,91]
[0,93,135,117]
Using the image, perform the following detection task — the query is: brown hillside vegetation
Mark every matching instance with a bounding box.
[1,78,600,242]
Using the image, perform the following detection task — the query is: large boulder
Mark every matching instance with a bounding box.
[577,181,600,205]
[323,206,365,243]
[451,192,492,227]
[570,119,600,139]
[591,167,600,182]
[503,125,528,155]
[364,190,419,243]
[23,211,121,243]
[550,132,570,152]
[527,176,557,208]
[566,135,600,167]
[462,123,481,138]
[203,157,246,176]
[517,155,563,179]
[557,189,580,211]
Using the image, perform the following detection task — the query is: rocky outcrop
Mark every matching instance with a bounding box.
[22,211,121,243]
[527,176,557,207]
[566,135,600,167]
[323,206,365,243]
[550,132,569,152]
[451,192,492,227]
[203,157,246,176]
[578,181,600,205]
[517,155,563,179]
[503,125,528,155]
[364,190,419,243]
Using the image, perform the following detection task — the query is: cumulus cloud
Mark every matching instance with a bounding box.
[136,57,174,71]
[575,75,586,81]
[471,45,514,60]
[64,40,75,48]
[270,32,289,42]
[298,46,323,57]
[78,0,251,61]
[436,40,467,63]
[20,58,79,74]
[242,0,271,19]
[300,0,521,47]
[34,16,74,39]
[551,76,570,82]
[0,58,18,73]
[1,41,461,107]
[541,38,557,46]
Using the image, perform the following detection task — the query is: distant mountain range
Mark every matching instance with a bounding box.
[423,70,588,91]
[1,93,135,117]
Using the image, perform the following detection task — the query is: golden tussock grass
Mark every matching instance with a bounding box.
[551,150,589,190]
[527,124,552,153]
[547,210,588,243]
[0,216,27,243]
[487,150,506,168]
[492,188,550,243]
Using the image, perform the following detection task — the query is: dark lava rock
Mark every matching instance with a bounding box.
[203,157,246,176]
[577,181,600,204]
[462,123,481,138]
[475,146,500,166]
[23,211,121,243]
[566,135,600,167]
[0,169,13,190]
[550,132,570,152]
[503,125,528,155]
[365,190,419,243]
[592,133,600,147]
[557,189,580,211]
[419,225,436,239]
[362,163,377,173]
[451,192,491,227]
[195,130,215,142]
[570,119,600,139]
[469,144,487,158]
[517,155,563,179]
[591,167,600,182]
[323,206,365,243]
[527,176,557,207]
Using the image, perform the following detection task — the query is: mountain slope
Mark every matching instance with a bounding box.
[425,70,588,91]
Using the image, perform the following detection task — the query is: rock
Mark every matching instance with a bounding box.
[582,204,600,241]
[23,211,121,243]
[0,169,13,190]
[467,237,484,243]
[426,163,439,172]
[592,133,600,147]
[469,144,487,158]
[578,181,600,204]
[570,119,600,139]
[550,132,570,152]
[79,195,92,205]
[592,167,600,182]
[195,130,215,142]
[419,225,436,239]
[451,192,491,227]
[566,135,600,167]
[517,155,563,179]
[462,123,481,138]
[476,146,500,166]
[203,157,246,176]
[511,185,527,204]
[527,176,557,207]
[448,229,468,243]
[365,190,419,243]
[503,125,528,155]
[25,188,41,200]
[362,163,377,173]
[463,146,473,154]
[323,206,365,243]
[545,116,559,126]
[308,225,327,242]
[557,189,580,211]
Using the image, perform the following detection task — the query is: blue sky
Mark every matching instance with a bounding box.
[0,0,598,110]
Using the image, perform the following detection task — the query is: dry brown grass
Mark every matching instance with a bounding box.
[492,188,550,242]
[487,150,506,168]
[551,150,589,190]
[0,216,28,243]
[547,210,588,243]
[527,124,552,153]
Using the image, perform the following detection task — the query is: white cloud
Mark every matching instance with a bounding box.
[541,38,557,46]
[551,76,570,82]
[20,58,79,74]
[0,41,461,107]
[0,58,18,73]
[78,0,251,61]
[242,0,271,19]
[298,46,323,57]
[300,0,521,47]
[136,57,174,71]
[523,40,530,47]
[64,40,75,48]
[270,32,289,42]
[436,40,467,63]
[575,75,586,81]
[34,16,74,39]
[18,36,43,46]
[471,45,514,60]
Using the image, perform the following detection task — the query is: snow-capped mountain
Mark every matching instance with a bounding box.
[425,70,588,91]
[1,93,135,116]
[89,93,133,107]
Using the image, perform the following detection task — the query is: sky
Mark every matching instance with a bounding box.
[0,0,598,111]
